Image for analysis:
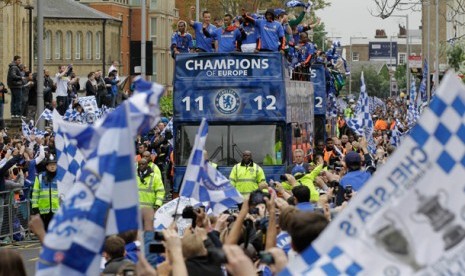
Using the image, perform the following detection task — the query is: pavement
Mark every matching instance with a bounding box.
[1,240,41,276]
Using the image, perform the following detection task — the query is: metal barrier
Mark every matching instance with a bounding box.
[0,188,31,244]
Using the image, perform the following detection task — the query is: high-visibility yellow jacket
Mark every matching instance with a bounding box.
[229,162,266,195]
[282,164,322,203]
[32,173,59,214]
[137,166,165,208]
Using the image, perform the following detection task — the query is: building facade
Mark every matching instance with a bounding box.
[148,0,178,92]
[79,0,179,91]
[343,28,422,69]
[0,2,31,83]
[40,0,122,87]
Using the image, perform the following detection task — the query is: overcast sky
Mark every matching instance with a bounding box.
[316,0,422,45]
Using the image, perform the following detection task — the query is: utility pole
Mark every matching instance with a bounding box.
[37,0,44,129]
[141,0,146,79]
[434,0,439,88]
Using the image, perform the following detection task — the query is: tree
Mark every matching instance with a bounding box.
[394,64,406,91]
[351,66,391,98]
[177,0,330,23]
[447,39,465,83]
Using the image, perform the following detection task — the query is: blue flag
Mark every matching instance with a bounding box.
[180,118,243,215]
[36,77,165,276]
[345,72,376,153]
[419,59,428,103]
[407,80,419,127]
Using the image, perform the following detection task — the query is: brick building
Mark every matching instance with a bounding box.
[79,0,179,90]
[40,0,122,81]
[342,28,423,69]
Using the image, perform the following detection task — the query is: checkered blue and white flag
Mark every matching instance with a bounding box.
[161,118,173,137]
[407,80,419,127]
[53,110,87,199]
[283,72,465,275]
[180,118,243,215]
[279,245,362,276]
[37,77,164,276]
[38,108,53,121]
[419,59,428,103]
[21,119,32,139]
[345,72,376,153]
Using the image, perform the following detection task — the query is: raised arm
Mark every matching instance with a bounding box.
[188,6,196,26]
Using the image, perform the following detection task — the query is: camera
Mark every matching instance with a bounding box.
[148,231,166,253]
[149,243,165,254]
[259,251,275,265]
[154,231,164,241]
[345,185,353,198]
[181,206,197,219]
[248,190,268,207]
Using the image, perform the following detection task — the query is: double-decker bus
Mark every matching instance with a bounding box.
[172,52,319,192]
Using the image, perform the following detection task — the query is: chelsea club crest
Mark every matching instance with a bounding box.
[215,89,240,114]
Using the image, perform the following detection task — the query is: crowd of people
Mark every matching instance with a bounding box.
[0,1,427,274]
[4,56,127,128]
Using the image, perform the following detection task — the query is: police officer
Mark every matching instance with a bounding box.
[32,155,59,230]
[229,150,266,195]
[137,158,165,210]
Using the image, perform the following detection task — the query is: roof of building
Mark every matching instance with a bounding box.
[36,0,120,20]
[350,61,388,75]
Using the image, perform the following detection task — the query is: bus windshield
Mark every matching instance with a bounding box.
[176,124,285,166]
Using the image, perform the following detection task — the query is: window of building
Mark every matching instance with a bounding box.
[352,52,359,62]
[55,31,62,59]
[150,0,157,9]
[96,31,102,60]
[75,32,82,60]
[399,53,406,65]
[86,32,92,60]
[65,31,72,60]
[152,54,157,82]
[161,53,165,83]
[150,17,157,46]
[45,30,52,60]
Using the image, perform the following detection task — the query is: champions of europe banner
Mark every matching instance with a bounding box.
[287,73,465,275]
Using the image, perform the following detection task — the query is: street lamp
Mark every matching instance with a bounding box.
[24,4,34,70]
[385,14,410,94]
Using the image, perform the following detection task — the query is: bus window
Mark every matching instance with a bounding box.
[175,124,284,166]
[176,125,228,166]
[230,125,284,166]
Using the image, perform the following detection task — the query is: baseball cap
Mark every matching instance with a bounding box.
[344,151,361,165]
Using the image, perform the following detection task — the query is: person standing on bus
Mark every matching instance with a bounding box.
[229,150,266,196]
[189,6,217,53]
[208,14,246,53]
[240,15,260,53]
[242,9,285,52]
[171,20,194,58]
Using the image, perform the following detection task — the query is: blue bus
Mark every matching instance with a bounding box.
[172,53,317,192]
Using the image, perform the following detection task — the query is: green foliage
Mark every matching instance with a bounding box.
[394,64,406,91]
[447,40,465,84]
[160,94,173,117]
[350,66,391,98]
